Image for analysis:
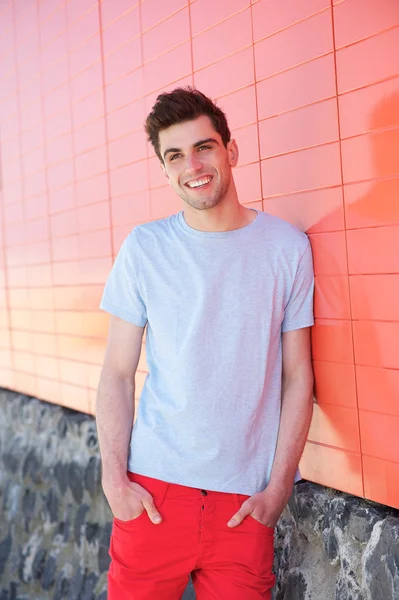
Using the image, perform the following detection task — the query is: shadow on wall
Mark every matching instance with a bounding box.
[307,90,399,499]
[349,91,399,225]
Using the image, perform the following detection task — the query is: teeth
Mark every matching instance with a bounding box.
[187,177,211,188]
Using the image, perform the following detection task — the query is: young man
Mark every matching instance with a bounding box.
[97,88,314,600]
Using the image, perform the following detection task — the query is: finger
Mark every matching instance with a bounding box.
[227,509,249,528]
[142,497,162,524]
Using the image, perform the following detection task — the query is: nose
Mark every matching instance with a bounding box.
[185,152,202,173]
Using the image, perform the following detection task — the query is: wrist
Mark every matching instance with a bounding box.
[263,478,293,499]
[102,470,130,493]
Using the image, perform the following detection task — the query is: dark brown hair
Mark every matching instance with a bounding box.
[145,87,231,162]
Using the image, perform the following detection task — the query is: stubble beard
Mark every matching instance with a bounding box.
[183,192,223,211]
[178,173,231,211]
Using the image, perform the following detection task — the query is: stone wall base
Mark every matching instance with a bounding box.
[0,389,398,599]
[274,481,399,599]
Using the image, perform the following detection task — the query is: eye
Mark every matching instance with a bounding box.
[198,145,212,152]
[169,153,182,162]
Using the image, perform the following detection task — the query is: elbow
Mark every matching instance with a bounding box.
[282,362,314,398]
[97,367,135,404]
[99,364,135,388]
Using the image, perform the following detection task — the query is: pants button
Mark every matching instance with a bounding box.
[200,489,208,496]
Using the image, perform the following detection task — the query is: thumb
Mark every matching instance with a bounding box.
[227,505,251,528]
[143,497,162,524]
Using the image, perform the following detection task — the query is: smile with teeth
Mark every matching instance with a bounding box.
[186,176,212,189]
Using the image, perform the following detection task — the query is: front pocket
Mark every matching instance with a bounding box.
[126,473,169,512]
[247,514,275,533]
[113,509,147,527]
[234,494,275,534]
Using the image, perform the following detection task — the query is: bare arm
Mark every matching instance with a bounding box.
[267,326,314,498]
[228,327,314,527]
[96,315,162,523]
[96,315,143,485]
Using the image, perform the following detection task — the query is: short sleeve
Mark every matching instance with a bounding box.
[282,243,314,333]
[99,232,147,327]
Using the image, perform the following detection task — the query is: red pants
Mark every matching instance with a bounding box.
[108,473,276,599]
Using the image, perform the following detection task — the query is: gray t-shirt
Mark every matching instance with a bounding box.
[100,210,314,495]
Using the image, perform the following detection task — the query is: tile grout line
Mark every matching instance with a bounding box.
[9,1,32,391]
[0,131,14,386]
[306,439,361,455]
[57,0,98,411]
[139,0,155,223]
[57,0,88,402]
[188,0,195,86]
[0,6,15,389]
[249,5,264,210]
[97,0,116,267]
[36,0,63,393]
[330,0,365,499]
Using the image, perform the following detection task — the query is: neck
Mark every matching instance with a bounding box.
[183,191,257,233]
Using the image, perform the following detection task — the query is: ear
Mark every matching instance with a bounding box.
[160,161,172,185]
[227,139,239,167]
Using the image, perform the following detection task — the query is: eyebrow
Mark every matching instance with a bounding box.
[163,138,219,160]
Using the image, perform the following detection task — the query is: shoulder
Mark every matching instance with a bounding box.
[123,213,180,248]
[257,212,310,255]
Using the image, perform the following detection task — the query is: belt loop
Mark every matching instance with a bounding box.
[233,493,241,510]
[159,480,169,505]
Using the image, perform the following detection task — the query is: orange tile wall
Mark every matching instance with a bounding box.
[0,0,398,509]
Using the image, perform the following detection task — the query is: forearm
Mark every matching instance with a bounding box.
[96,370,135,489]
[229,373,314,529]
[267,373,314,496]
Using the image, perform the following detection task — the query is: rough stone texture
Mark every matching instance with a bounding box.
[0,390,111,599]
[1,389,398,599]
[273,482,399,600]
[0,389,195,600]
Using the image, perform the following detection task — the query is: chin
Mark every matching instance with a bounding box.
[184,192,222,210]
[189,199,220,211]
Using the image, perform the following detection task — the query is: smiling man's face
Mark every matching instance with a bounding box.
[159,115,238,211]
